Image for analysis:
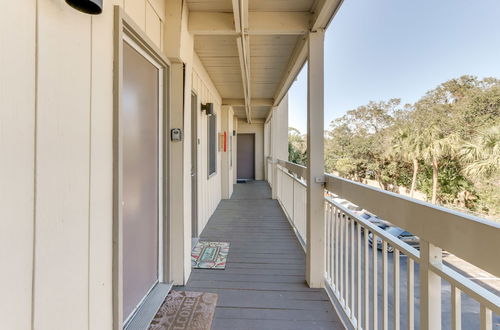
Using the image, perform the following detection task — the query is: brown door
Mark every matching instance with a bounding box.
[237,134,255,180]
[122,41,161,321]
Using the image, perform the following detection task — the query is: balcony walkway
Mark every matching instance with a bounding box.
[181,181,344,330]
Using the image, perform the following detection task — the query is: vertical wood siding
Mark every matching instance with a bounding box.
[0,1,166,329]
[192,56,223,235]
[0,2,36,330]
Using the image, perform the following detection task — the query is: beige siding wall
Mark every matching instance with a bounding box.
[237,120,265,180]
[0,0,225,327]
[0,2,36,330]
[124,0,165,50]
[35,2,92,328]
[192,54,223,234]
[0,1,168,329]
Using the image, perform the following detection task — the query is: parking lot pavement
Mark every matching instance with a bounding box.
[335,233,500,329]
[443,252,500,294]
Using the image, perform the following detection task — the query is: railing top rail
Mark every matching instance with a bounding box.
[324,173,500,278]
[280,166,307,188]
[431,263,500,314]
[274,158,500,277]
[277,159,307,179]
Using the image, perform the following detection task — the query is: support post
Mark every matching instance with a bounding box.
[221,105,233,199]
[169,62,187,285]
[306,30,325,288]
[269,106,279,199]
[419,240,442,330]
[272,159,278,199]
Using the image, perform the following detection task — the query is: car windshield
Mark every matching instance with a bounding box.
[387,227,404,236]
[361,213,371,219]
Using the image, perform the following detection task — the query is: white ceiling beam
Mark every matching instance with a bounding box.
[231,0,241,33]
[222,98,274,107]
[188,12,311,36]
[231,0,252,123]
[236,37,251,123]
[243,34,252,122]
[188,12,235,35]
[249,12,310,35]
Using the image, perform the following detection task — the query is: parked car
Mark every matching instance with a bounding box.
[368,226,420,252]
[358,211,391,229]
[332,198,362,213]
[324,191,338,199]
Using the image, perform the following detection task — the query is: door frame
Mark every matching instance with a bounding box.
[113,7,172,329]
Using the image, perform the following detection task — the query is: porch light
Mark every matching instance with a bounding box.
[201,103,214,116]
[66,0,103,15]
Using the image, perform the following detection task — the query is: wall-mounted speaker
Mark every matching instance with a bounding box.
[201,103,214,116]
[66,0,103,14]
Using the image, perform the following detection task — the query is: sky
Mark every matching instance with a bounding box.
[288,0,500,134]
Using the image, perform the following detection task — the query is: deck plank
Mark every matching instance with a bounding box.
[178,181,345,330]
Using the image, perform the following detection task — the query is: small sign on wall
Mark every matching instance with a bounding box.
[218,132,228,152]
[171,128,182,141]
[218,133,223,151]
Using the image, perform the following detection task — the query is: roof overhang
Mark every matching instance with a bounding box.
[187,0,344,122]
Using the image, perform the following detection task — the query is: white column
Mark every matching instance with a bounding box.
[269,107,279,199]
[419,240,442,329]
[169,62,187,285]
[306,30,325,288]
[221,105,232,199]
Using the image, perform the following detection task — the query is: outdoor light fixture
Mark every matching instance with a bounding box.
[201,103,214,116]
[66,0,103,15]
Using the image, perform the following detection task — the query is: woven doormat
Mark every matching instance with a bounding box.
[191,241,230,269]
[149,291,218,330]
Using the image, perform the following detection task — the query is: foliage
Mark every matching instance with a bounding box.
[288,127,307,166]
[322,75,500,219]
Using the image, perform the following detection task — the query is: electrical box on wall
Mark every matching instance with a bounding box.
[171,128,183,141]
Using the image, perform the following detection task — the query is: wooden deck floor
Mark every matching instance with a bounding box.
[180,181,345,330]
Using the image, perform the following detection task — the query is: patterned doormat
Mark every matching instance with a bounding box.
[191,241,230,269]
[148,291,218,330]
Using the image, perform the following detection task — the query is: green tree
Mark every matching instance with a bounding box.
[459,125,500,179]
[325,99,400,187]
[390,127,424,197]
[288,127,307,166]
[420,127,458,204]
[323,76,500,218]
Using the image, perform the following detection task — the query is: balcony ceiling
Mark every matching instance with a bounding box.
[188,0,342,123]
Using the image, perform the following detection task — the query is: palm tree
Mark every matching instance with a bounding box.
[390,128,424,197]
[421,127,458,204]
[459,125,500,179]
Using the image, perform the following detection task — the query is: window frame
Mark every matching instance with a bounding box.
[207,113,217,178]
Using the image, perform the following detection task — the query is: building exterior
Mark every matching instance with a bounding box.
[1,1,498,330]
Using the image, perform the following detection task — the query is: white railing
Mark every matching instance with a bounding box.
[273,159,500,330]
[266,157,273,187]
[275,159,307,248]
